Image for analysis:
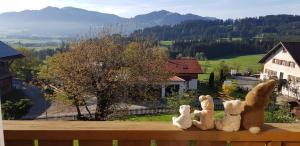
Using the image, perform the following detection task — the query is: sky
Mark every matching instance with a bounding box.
[0,0,300,19]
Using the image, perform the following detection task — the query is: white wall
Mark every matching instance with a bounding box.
[262,47,300,98]
[161,81,187,98]
[188,79,198,90]
[263,47,300,80]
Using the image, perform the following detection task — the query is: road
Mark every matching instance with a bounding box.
[234,76,260,91]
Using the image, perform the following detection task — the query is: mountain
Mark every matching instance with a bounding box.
[131,14,300,41]
[132,10,215,27]
[0,7,216,37]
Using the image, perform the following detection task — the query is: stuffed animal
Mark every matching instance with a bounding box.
[241,79,276,134]
[172,105,192,129]
[192,95,215,130]
[215,100,245,132]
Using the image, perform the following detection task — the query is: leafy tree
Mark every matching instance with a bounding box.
[11,48,40,82]
[39,35,171,120]
[195,52,207,61]
[176,53,183,59]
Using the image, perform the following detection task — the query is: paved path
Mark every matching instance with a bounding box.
[13,80,151,120]
[234,76,260,90]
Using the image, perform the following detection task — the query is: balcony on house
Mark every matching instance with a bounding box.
[3,121,300,146]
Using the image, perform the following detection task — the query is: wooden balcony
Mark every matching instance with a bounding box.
[3,121,300,146]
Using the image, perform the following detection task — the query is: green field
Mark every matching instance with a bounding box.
[159,40,174,48]
[122,111,225,122]
[198,54,264,81]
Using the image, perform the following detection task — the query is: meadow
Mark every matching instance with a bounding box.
[198,54,264,81]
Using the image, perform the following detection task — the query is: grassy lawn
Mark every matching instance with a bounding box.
[122,111,225,122]
[159,40,174,48]
[198,54,264,81]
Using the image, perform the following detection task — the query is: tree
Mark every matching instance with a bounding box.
[195,52,207,61]
[208,72,215,88]
[214,61,229,82]
[176,53,183,59]
[11,48,40,82]
[39,35,170,120]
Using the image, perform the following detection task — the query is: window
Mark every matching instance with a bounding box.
[265,69,277,76]
[272,58,296,68]
[288,75,300,83]
[290,62,296,68]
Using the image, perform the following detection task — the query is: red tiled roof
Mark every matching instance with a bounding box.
[169,76,186,82]
[166,58,203,74]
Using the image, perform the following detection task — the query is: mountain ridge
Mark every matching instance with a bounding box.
[0,6,216,37]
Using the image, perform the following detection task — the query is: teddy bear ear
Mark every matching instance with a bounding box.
[223,101,231,107]
[199,95,206,101]
[206,95,212,99]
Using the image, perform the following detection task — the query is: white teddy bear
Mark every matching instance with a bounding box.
[215,100,245,132]
[192,95,215,130]
[172,105,192,129]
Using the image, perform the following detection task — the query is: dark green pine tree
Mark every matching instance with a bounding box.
[208,72,215,88]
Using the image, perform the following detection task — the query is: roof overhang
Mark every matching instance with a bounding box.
[258,41,300,67]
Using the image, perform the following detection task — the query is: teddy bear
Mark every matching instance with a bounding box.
[172,105,192,129]
[192,95,215,130]
[215,100,245,132]
[241,79,276,134]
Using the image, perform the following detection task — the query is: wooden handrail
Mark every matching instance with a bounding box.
[3,121,300,146]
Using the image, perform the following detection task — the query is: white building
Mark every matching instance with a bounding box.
[259,42,300,100]
[161,59,203,98]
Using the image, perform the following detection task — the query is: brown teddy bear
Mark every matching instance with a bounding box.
[241,79,276,134]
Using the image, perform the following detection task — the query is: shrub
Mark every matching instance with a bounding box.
[265,102,296,123]
[2,99,32,119]
[222,81,236,96]
[165,95,195,111]
[1,88,33,119]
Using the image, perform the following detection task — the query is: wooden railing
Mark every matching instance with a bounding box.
[3,121,300,146]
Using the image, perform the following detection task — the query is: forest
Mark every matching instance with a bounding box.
[131,15,300,58]
[131,15,300,41]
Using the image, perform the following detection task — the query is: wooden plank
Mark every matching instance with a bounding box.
[156,140,189,146]
[118,140,150,146]
[267,141,282,146]
[5,140,33,146]
[39,140,72,146]
[3,121,300,141]
[231,142,266,146]
[283,142,300,146]
[79,140,112,146]
[195,141,227,146]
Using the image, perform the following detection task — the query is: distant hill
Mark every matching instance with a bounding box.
[0,6,216,38]
[131,15,300,41]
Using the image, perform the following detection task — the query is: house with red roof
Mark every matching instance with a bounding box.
[162,58,203,98]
